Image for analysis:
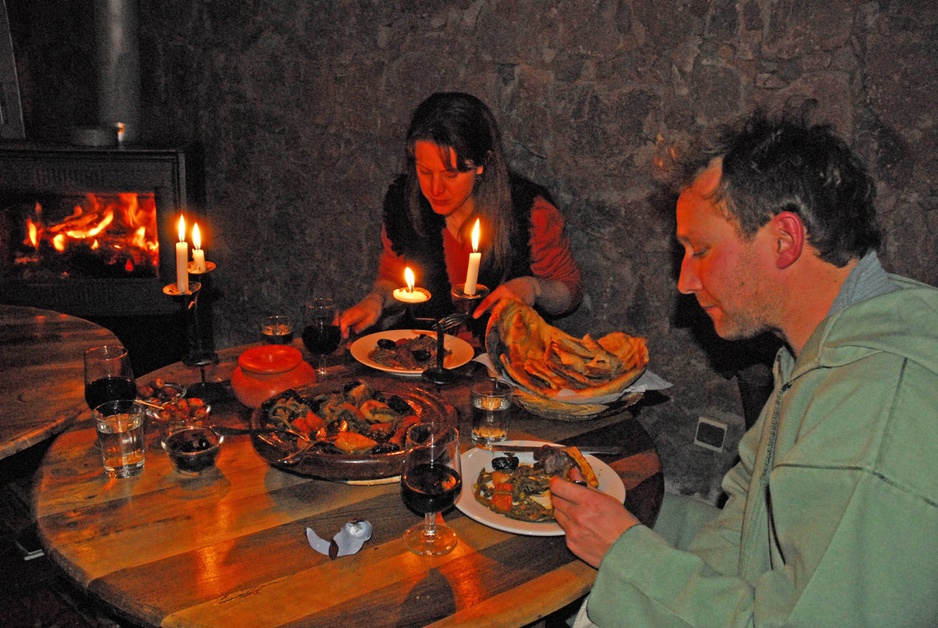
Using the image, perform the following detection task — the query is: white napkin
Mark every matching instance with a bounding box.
[472,354,672,405]
[306,520,373,560]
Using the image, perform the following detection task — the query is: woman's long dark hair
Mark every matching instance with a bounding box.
[403,92,515,273]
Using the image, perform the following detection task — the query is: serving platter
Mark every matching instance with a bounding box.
[349,329,474,376]
[250,377,456,481]
[455,441,626,536]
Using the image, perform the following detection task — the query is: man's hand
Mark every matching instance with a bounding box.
[550,469,639,568]
[473,276,539,318]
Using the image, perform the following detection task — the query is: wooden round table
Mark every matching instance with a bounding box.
[0,304,121,460]
[34,341,663,627]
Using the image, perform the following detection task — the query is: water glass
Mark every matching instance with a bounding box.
[470,379,513,447]
[93,399,147,479]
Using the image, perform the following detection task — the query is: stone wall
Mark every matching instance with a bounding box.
[8,0,938,498]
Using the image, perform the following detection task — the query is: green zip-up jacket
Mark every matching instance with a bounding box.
[587,275,938,626]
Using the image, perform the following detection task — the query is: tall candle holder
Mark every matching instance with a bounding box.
[451,283,490,314]
[163,261,222,401]
[449,282,490,339]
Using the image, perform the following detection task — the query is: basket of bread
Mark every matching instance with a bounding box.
[485,299,649,421]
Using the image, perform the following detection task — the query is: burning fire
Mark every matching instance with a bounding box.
[18,193,159,276]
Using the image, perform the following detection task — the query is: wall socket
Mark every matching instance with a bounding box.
[694,416,728,453]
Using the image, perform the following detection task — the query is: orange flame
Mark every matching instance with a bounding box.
[20,192,159,274]
[25,219,39,248]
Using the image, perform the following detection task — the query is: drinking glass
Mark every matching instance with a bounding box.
[84,345,136,411]
[302,297,341,377]
[260,314,294,345]
[400,424,462,556]
[93,399,146,478]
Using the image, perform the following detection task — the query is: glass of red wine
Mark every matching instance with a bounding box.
[302,297,341,377]
[83,345,136,411]
[401,423,462,556]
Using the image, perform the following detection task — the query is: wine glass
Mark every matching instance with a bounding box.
[83,344,136,411]
[302,297,341,377]
[400,423,462,556]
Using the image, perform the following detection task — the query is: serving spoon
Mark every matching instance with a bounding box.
[275,440,317,466]
[209,425,315,466]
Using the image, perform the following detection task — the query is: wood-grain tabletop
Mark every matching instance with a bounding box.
[34,340,663,627]
[0,304,120,460]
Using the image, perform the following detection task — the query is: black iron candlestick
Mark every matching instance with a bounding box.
[163,261,223,401]
[450,282,490,339]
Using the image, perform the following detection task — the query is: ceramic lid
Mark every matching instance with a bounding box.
[237,345,303,374]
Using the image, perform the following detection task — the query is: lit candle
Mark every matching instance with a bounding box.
[392,266,430,303]
[191,223,206,273]
[464,218,481,296]
[175,214,188,293]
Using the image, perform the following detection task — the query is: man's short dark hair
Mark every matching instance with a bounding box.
[674,110,882,267]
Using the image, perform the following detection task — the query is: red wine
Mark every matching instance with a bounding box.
[302,319,341,355]
[401,463,462,514]
[85,376,137,410]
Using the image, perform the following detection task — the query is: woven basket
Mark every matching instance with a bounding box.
[511,386,643,422]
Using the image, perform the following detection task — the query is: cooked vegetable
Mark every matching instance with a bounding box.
[262,385,417,455]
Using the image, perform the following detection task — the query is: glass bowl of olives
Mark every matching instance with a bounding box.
[162,426,224,475]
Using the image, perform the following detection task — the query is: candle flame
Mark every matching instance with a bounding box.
[471,219,480,252]
[177,214,186,242]
[192,223,202,250]
[405,266,415,292]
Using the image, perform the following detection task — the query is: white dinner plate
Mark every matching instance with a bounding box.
[349,329,474,376]
[455,440,626,536]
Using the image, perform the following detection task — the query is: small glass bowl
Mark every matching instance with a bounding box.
[137,380,187,403]
[162,427,224,475]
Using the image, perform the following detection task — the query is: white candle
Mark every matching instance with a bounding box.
[464,218,481,296]
[191,223,206,273]
[393,266,430,303]
[175,214,188,293]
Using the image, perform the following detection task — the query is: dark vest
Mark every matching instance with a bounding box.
[383,173,546,327]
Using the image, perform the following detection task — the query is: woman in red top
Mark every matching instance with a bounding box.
[340,92,582,337]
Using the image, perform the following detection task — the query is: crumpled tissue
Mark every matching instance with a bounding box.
[306,519,373,560]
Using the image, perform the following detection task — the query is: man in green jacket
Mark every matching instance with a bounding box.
[551,111,938,626]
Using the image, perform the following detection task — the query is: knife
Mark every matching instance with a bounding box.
[479,443,623,456]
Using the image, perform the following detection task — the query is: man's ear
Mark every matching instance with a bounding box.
[773,211,805,269]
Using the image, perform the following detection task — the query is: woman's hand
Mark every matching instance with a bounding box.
[473,277,540,318]
[340,293,383,338]
[550,469,639,568]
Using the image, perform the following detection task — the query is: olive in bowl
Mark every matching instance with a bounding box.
[162,427,224,475]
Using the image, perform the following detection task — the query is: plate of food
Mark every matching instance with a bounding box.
[250,377,456,481]
[350,329,475,376]
[455,440,626,536]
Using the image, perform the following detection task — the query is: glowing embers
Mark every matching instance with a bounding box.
[15,192,159,278]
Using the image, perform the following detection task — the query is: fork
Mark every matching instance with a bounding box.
[435,313,468,364]
[436,312,468,333]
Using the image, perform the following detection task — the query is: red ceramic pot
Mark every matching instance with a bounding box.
[230,345,315,408]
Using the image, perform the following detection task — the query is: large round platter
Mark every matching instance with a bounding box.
[350,329,474,376]
[250,377,456,481]
[455,441,626,536]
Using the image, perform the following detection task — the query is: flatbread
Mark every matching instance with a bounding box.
[486,299,648,400]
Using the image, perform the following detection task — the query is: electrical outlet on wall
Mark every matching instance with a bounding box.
[694,416,728,453]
